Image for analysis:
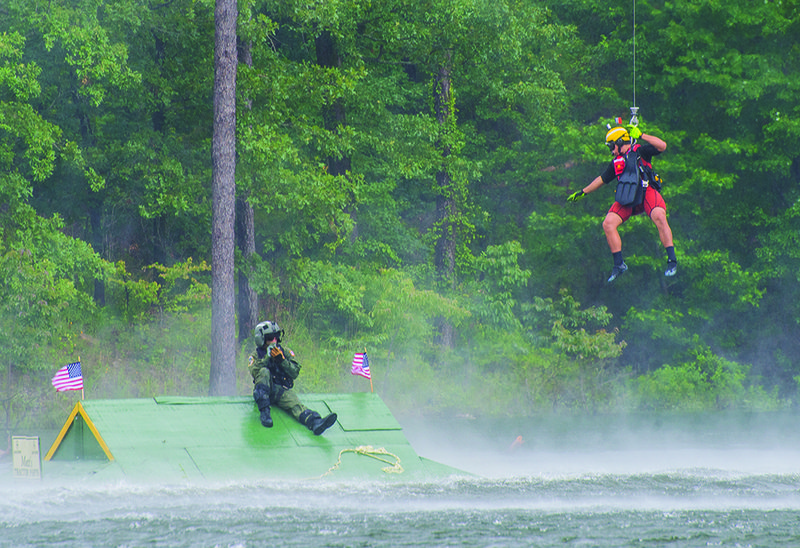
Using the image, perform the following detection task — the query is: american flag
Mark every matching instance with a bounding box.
[52,361,84,392]
[351,352,371,380]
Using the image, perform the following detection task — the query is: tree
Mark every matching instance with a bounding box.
[523,289,626,411]
[236,32,259,344]
[3,0,217,282]
[433,50,457,347]
[541,0,800,396]
[0,28,108,430]
[209,0,238,396]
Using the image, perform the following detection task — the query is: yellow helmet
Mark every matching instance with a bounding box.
[605,126,630,145]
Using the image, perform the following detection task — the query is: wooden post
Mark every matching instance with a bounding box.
[366,347,373,393]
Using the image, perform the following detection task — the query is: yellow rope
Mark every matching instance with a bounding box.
[320,445,404,478]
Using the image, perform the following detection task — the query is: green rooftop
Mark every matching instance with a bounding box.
[42,393,466,483]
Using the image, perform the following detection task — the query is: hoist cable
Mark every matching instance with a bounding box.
[632,0,636,110]
[628,0,639,126]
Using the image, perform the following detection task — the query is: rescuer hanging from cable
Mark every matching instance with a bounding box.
[567,123,677,282]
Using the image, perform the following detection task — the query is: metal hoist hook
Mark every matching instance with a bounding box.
[629,106,639,127]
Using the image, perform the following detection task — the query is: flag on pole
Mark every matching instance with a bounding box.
[52,361,84,392]
[351,352,371,380]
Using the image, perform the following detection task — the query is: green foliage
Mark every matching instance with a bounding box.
[679,249,764,314]
[84,309,213,401]
[636,362,710,411]
[32,0,142,107]
[635,348,784,412]
[147,258,211,314]
[0,216,103,432]
[518,289,627,411]
[105,261,159,323]
[523,211,609,296]
[287,259,372,334]
[0,31,42,101]
[461,240,531,329]
[0,248,94,367]
[622,307,694,372]
[2,0,799,431]
[104,258,211,323]
[365,268,470,352]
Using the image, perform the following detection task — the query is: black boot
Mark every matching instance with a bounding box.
[259,406,273,428]
[253,384,273,428]
[299,410,338,436]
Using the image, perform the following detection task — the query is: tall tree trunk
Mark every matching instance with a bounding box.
[315,31,351,177]
[236,195,258,342]
[236,36,259,344]
[74,89,108,306]
[434,51,456,348]
[209,0,237,396]
[90,206,105,305]
[315,31,357,240]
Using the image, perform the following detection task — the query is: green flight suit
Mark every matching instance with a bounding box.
[248,345,307,420]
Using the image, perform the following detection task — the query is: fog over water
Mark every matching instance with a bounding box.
[399,411,800,478]
[2,411,799,547]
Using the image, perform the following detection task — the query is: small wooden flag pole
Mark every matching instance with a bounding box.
[79,356,85,400]
[366,347,373,393]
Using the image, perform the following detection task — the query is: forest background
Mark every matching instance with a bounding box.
[2,0,799,434]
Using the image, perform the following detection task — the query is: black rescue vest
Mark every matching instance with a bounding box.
[612,144,661,206]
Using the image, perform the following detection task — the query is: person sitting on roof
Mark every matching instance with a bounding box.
[248,320,337,435]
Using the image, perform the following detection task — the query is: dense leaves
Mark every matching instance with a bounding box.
[1,0,798,432]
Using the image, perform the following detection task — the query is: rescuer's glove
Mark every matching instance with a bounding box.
[627,125,642,140]
[567,190,585,202]
[269,345,285,360]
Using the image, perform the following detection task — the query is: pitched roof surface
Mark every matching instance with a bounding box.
[43,393,465,483]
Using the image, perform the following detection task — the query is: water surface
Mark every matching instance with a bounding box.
[2,411,798,547]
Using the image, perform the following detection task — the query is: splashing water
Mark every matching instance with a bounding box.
[3,411,799,547]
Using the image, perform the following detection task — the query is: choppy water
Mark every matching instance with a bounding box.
[3,412,800,547]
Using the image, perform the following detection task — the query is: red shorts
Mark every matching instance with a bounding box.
[608,186,666,222]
